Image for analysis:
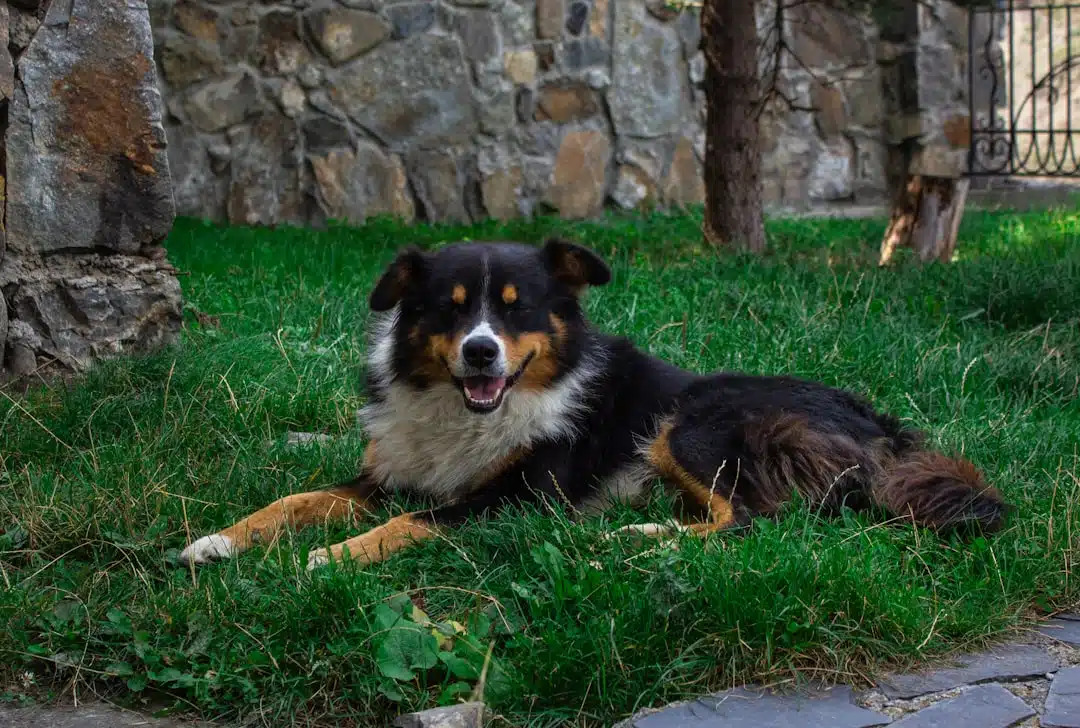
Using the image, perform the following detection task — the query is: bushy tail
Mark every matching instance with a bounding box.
[871,451,1008,535]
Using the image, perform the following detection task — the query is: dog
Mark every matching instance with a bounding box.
[179,238,1008,570]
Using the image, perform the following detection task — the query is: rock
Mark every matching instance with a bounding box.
[481,164,522,220]
[534,82,600,122]
[222,23,257,63]
[515,87,536,122]
[499,1,533,45]
[534,41,555,71]
[479,88,515,134]
[283,431,333,447]
[182,71,259,132]
[5,0,175,256]
[387,2,436,40]
[590,0,608,37]
[303,116,353,154]
[0,703,209,728]
[632,685,889,728]
[1041,619,1080,647]
[444,8,501,64]
[407,148,473,222]
[0,5,14,102]
[675,8,699,56]
[545,129,610,218]
[585,68,610,90]
[2,253,183,373]
[566,1,588,35]
[811,82,847,137]
[808,138,855,201]
[688,51,704,85]
[1045,666,1080,728]
[610,1,687,137]
[328,34,477,149]
[173,1,220,41]
[310,142,415,224]
[536,0,564,39]
[297,63,324,88]
[227,113,305,225]
[879,644,1058,699]
[305,5,390,65]
[561,36,608,69]
[889,684,1035,728]
[256,10,310,74]
[845,76,884,127]
[616,136,671,185]
[8,6,41,55]
[160,33,223,87]
[392,702,487,728]
[788,5,870,69]
[167,124,225,219]
[504,49,537,84]
[612,164,655,210]
[661,136,704,207]
[276,78,307,117]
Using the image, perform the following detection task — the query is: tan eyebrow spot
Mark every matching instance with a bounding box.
[502,284,518,304]
[452,284,467,305]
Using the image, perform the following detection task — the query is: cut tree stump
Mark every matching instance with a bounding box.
[879,175,970,266]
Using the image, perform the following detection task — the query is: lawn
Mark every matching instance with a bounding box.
[2,208,1079,727]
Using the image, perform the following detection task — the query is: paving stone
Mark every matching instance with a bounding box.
[889,683,1034,728]
[1045,667,1080,727]
[635,685,889,728]
[879,644,1058,699]
[1043,620,1080,646]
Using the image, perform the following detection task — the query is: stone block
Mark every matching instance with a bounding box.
[6,0,175,256]
[305,5,390,65]
[889,684,1035,728]
[328,33,477,149]
[310,142,414,223]
[545,129,611,218]
[1045,666,1080,728]
[610,0,687,137]
[879,644,1058,699]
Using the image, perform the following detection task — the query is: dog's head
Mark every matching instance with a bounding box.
[369,238,610,413]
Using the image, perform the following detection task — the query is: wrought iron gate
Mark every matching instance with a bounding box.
[968,0,1080,176]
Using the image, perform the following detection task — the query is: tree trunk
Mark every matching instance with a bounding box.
[879,175,970,266]
[701,0,767,253]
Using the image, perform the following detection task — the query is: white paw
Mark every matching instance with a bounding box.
[179,534,235,564]
[306,548,330,572]
[609,520,688,539]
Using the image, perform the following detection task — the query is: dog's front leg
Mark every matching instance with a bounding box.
[306,491,507,571]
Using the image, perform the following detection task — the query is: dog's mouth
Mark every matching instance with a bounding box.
[453,353,534,414]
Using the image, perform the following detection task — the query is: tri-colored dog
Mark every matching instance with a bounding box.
[180,239,1007,570]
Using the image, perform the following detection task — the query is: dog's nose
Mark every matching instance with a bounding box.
[463,337,500,368]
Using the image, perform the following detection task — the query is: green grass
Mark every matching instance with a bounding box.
[2,208,1080,726]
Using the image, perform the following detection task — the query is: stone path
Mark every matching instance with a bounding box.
[617,614,1080,728]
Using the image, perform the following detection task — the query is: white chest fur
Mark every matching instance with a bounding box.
[359,311,601,502]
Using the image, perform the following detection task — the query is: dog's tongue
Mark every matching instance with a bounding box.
[464,376,506,401]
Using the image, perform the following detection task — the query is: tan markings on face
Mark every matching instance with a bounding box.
[509,313,567,391]
[452,284,467,305]
[421,332,463,381]
[501,284,518,304]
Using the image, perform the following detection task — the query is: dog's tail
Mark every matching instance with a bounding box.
[870,450,1008,535]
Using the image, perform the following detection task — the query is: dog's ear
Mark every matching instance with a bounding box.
[542,238,611,292]
[369,247,429,312]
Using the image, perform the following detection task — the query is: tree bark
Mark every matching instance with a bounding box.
[879,175,969,266]
[701,0,767,253]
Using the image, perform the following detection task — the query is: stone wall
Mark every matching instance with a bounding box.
[154,0,979,227]
[0,0,182,380]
